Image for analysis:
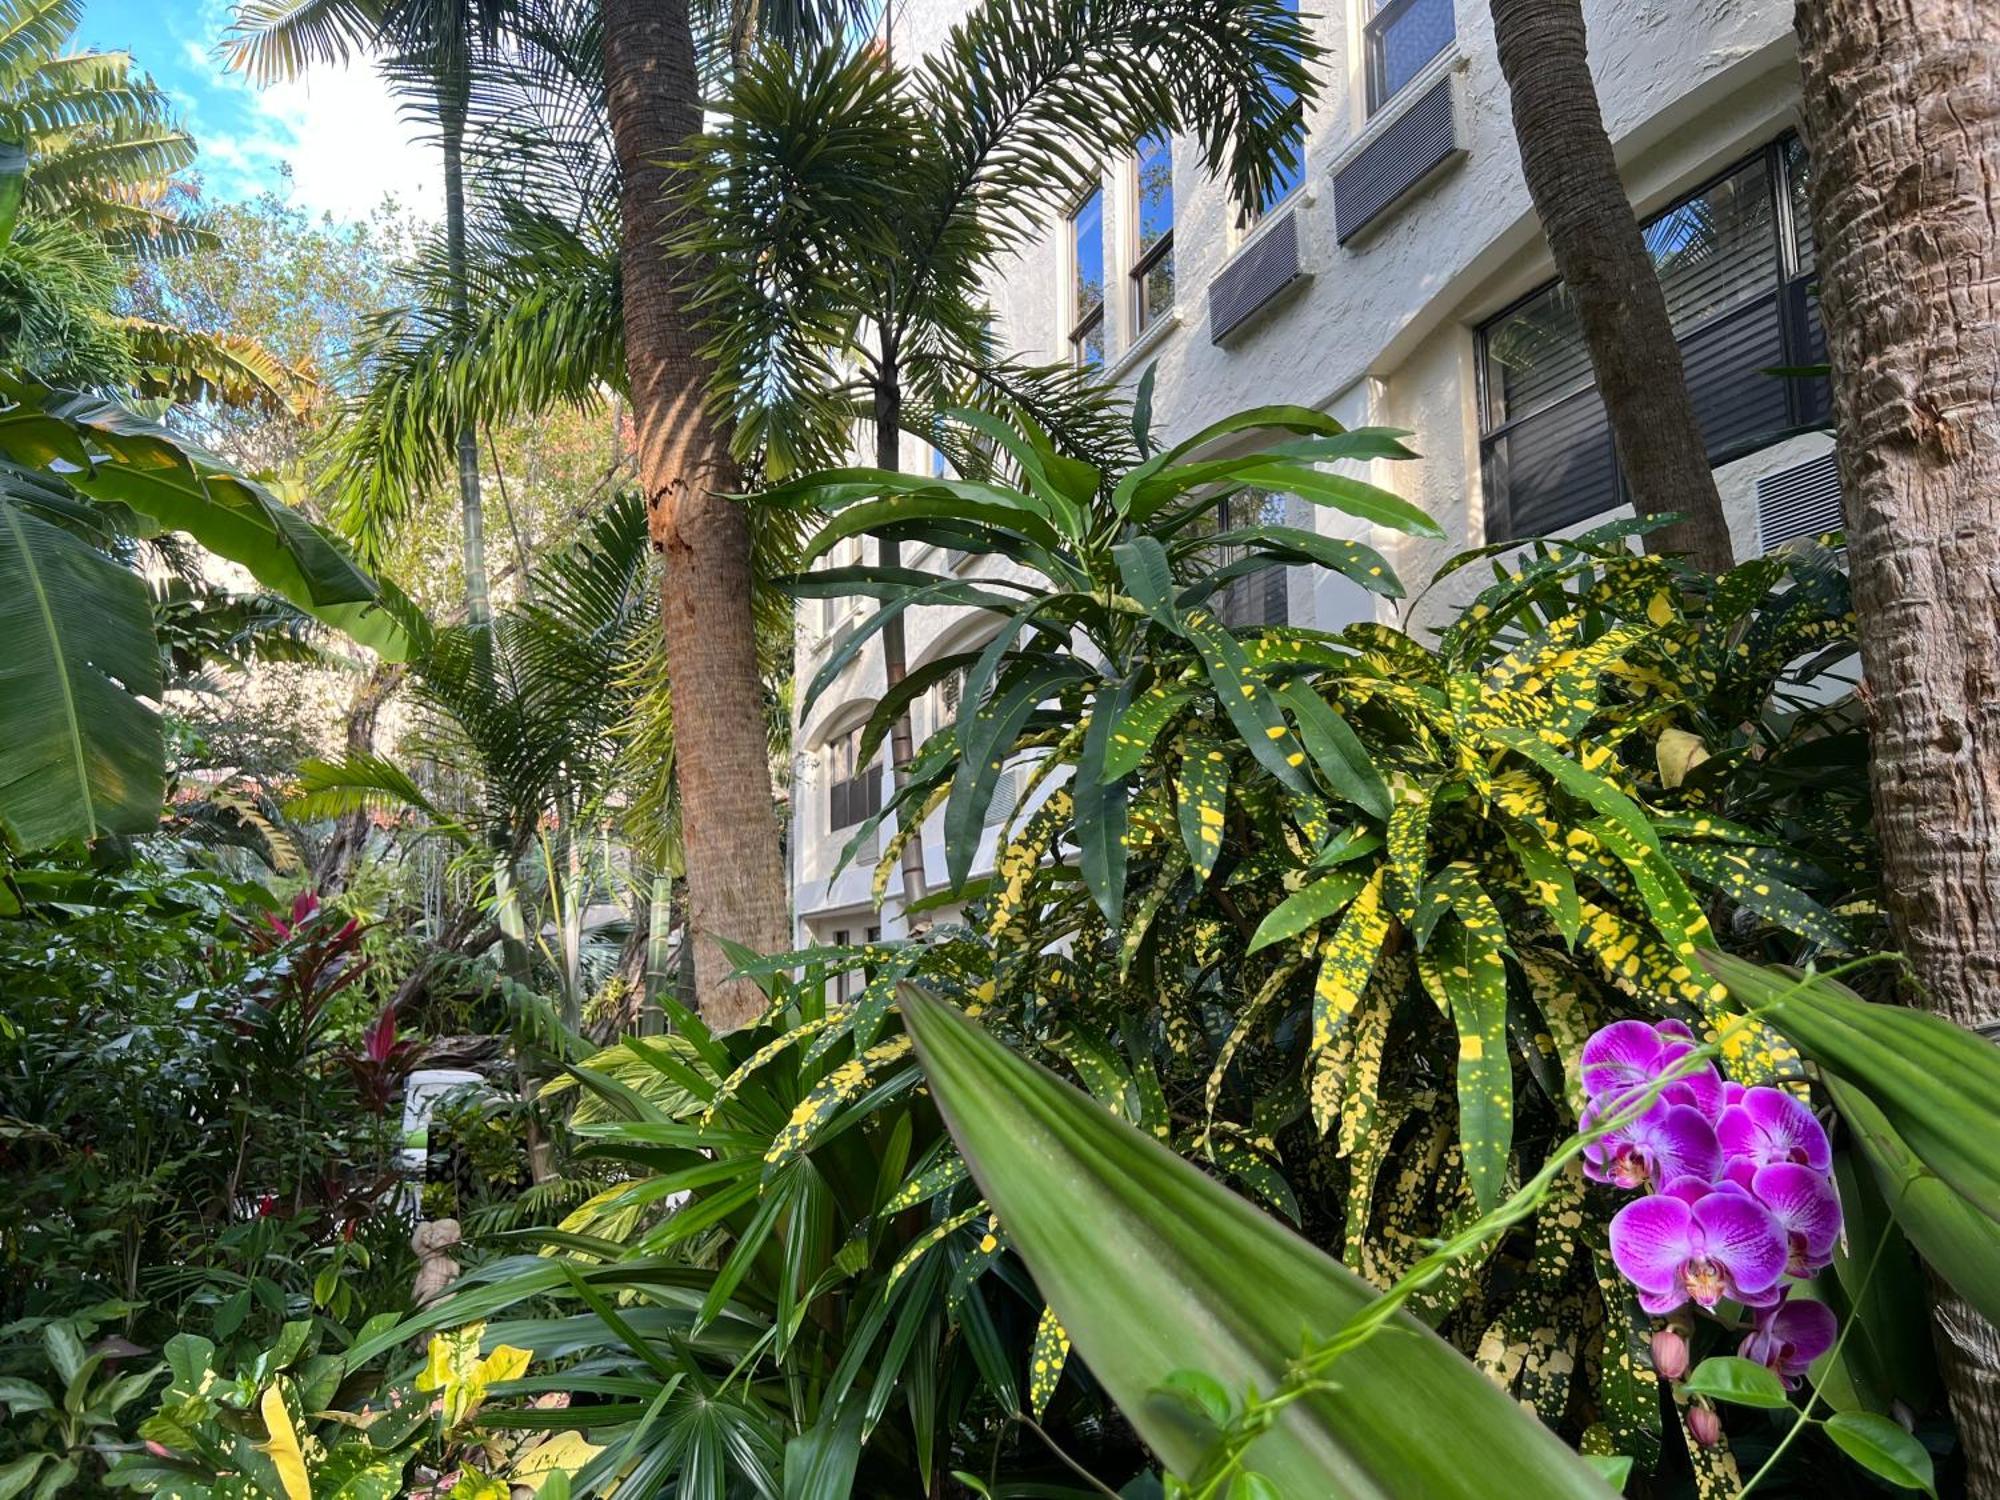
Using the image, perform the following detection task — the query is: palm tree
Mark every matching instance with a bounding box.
[0,0,308,407]
[1795,0,2000,1481]
[1487,0,1733,570]
[227,0,523,627]
[682,0,1319,908]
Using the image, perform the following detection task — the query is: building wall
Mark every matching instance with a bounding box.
[791,0,1826,941]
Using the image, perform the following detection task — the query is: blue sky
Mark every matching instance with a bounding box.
[76,0,440,222]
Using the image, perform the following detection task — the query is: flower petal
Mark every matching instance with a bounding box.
[1582,1020,1669,1103]
[1691,1189,1787,1298]
[1610,1194,1696,1294]
[1718,1086,1832,1174]
[1752,1163,1843,1271]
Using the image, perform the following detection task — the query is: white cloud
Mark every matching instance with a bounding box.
[173,5,442,224]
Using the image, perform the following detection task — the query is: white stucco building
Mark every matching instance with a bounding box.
[789,0,1840,949]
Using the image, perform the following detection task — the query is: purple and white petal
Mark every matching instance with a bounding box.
[1582,1020,1672,1103]
[1691,1190,1788,1300]
[1751,1164,1843,1275]
[1610,1194,1696,1295]
[1741,1295,1839,1388]
[1718,1087,1833,1175]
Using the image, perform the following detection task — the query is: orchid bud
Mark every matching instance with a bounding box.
[1687,1403,1722,1448]
[1651,1326,1690,1381]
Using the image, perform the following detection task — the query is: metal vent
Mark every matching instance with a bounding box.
[1332,74,1461,244]
[985,767,1020,828]
[1208,210,1305,344]
[941,668,962,715]
[1756,450,1843,553]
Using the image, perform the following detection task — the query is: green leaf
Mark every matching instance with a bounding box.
[1157,1369,1233,1427]
[1105,684,1197,780]
[1822,1411,1936,1493]
[0,494,164,846]
[0,140,23,246]
[0,1379,50,1413]
[1234,463,1444,539]
[1180,609,1310,794]
[1228,1474,1283,1500]
[1679,1356,1791,1409]
[1580,1455,1632,1491]
[1077,679,1137,928]
[1247,869,1365,953]
[1175,737,1230,883]
[1705,954,2000,1232]
[1195,525,1403,599]
[0,1457,43,1500]
[1480,727,1661,853]
[1420,911,1513,1212]
[1274,682,1391,821]
[897,985,1615,1498]
[1822,1072,2000,1330]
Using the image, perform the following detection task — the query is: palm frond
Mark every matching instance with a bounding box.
[222,0,387,87]
[288,750,476,844]
[120,317,318,416]
[0,0,82,91]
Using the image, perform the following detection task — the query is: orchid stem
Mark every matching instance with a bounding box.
[1737,1220,1894,1495]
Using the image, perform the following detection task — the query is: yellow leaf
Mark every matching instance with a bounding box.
[449,1468,512,1500]
[1656,727,1709,789]
[257,1384,313,1500]
[511,1430,605,1492]
[477,1344,533,1387]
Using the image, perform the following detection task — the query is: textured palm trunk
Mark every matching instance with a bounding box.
[439,95,491,628]
[873,341,929,915]
[1795,0,2000,1487]
[1488,0,1734,571]
[602,0,790,1032]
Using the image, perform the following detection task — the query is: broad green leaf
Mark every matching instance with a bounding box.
[1679,1356,1790,1409]
[1194,526,1403,599]
[1247,869,1366,953]
[1821,1073,2000,1330]
[1822,1411,1936,1494]
[1237,463,1443,539]
[1180,609,1310,794]
[1275,683,1391,820]
[0,495,161,845]
[898,985,1615,1498]
[1705,954,2000,1231]
[1077,679,1137,928]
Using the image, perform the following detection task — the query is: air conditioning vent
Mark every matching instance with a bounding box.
[1208,210,1306,344]
[985,767,1020,828]
[1756,450,1843,553]
[1332,73,1463,244]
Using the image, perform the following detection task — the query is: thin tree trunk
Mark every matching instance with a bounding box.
[1488,0,1734,571]
[440,97,491,627]
[602,0,790,1032]
[1795,0,2000,1486]
[873,339,929,915]
[316,659,404,894]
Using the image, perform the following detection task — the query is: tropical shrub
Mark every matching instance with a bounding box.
[756,397,1934,1487]
[0,857,418,1370]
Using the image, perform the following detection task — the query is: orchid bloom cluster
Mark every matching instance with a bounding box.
[1584,1019,1841,1389]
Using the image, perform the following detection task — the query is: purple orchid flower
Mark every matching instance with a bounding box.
[1740,1294,1839,1388]
[1717,1086,1833,1185]
[1582,1100,1722,1192]
[1581,1019,1726,1119]
[1749,1163,1843,1276]
[1609,1188,1788,1315]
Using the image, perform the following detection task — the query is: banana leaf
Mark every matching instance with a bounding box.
[1704,953,2000,1227]
[1703,953,2000,1326]
[898,984,1613,1498]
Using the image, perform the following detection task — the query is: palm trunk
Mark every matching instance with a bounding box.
[1795,0,2000,1487]
[602,0,790,1032]
[315,659,403,894]
[1488,0,1733,571]
[873,338,929,915]
[439,94,491,627]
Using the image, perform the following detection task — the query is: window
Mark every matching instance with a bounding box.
[1067,187,1106,368]
[825,726,882,832]
[1255,0,1307,216]
[1132,133,1175,334]
[1215,492,1291,628]
[1477,135,1829,541]
[829,924,881,1005]
[1365,0,1455,114]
